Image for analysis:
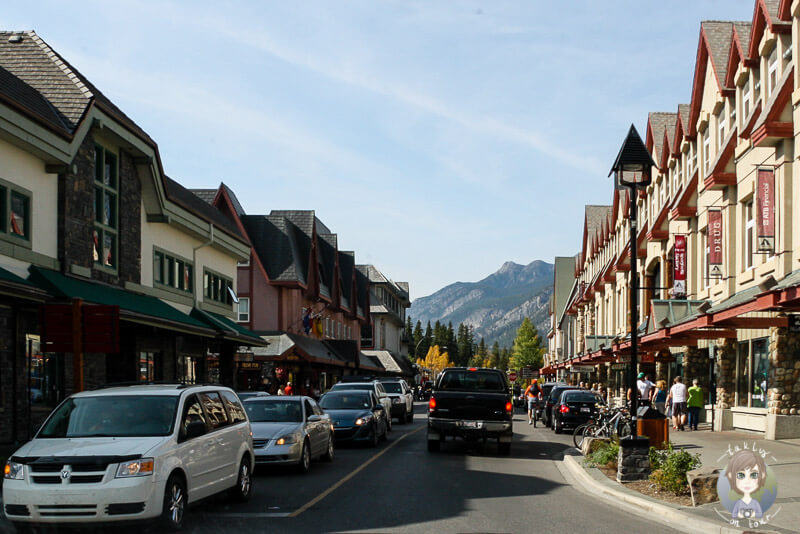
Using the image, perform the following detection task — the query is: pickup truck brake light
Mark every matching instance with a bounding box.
[428,397,437,412]
[505,401,513,413]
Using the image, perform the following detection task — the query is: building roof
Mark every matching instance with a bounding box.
[338,251,355,309]
[647,112,674,163]
[703,21,737,91]
[242,214,304,284]
[553,256,577,323]
[164,177,246,243]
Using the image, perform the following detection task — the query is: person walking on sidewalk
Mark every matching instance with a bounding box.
[687,379,703,431]
[667,376,688,431]
[652,380,668,415]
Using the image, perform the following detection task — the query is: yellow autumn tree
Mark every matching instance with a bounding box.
[416,344,453,378]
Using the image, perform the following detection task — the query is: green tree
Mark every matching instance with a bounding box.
[412,320,424,359]
[510,317,544,371]
[498,347,510,371]
[470,338,488,367]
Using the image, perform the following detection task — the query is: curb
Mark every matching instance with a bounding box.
[560,453,781,534]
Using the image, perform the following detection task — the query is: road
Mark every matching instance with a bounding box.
[1,403,683,534]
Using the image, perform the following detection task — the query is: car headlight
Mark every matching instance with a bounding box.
[276,434,299,446]
[354,415,373,426]
[4,461,24,480]
[115,458,154,478]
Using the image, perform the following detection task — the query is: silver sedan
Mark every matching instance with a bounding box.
[243,395,334,473]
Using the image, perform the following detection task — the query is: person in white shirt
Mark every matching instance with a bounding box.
[666,376,688,431]
[636,373,655,406]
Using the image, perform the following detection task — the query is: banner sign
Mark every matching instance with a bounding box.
[756,168,775,253]
[708,209,723,279]
[569,365,595,373]
[673,235,687,297]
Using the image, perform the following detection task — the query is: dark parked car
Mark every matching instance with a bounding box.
[319,390,389,447]
[542,385,580,428]
[427,367,513,454]
[551,389,605,434]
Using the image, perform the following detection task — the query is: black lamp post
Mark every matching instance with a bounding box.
[608,124,655,438]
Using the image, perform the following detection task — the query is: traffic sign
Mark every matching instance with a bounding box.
[508,371,517,382]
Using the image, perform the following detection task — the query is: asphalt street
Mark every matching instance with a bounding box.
[1,404,684,534]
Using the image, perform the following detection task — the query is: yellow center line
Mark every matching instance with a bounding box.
[289,425,425,518]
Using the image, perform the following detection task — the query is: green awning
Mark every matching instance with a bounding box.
[0,265,47,301]
[29,266,214,334]
[190,308,267,346]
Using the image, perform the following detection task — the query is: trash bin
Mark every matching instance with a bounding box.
[636,405,668,449]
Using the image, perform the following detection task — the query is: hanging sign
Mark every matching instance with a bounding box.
[673,235,687,297]
[708,209,723,279]
[756,168,775,253]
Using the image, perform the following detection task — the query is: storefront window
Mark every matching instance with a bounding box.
[138,352,161,383]
[26,334,62,408]
[178,354,198,384]
[736,338,769,408]
[752,339,769,408]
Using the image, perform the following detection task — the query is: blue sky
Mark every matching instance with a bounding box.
[2,1,755,299]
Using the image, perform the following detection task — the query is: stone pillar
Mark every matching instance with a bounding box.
[769,325,800,416]
[713,339,736,431]
[684,346,708,389]
[616,437,651,482]
[655,356,668,383]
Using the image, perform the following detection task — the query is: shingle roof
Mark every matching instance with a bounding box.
[163,176,246,243]
[190,189,217,205]
[678,104,691,130]
[648,112,675,162]
[338,251,355,308]
[662,113,678,154]
[318,233,337,299]
[221,183,246,217]
[702,21,737,90]
[732,22,752,54]
[242,215,302,283]
[586,205,611,242]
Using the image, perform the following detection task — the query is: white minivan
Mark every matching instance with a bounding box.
[3,384,254,530]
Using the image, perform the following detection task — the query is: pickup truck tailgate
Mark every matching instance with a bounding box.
[432,391,510,421]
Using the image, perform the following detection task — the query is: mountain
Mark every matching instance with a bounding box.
[410,260,554,348]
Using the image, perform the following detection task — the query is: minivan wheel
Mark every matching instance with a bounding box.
[297,441,311,473]
[229,457,252,502]
[161,474,186,531]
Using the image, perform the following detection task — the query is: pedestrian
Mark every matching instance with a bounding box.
[636,372,655,407]
[652,380,668,415]
[666,376,688,430]
[687,379,703,431]
[524,380,542,425]
[284,381,293,396]
[277,385,285,396]
[599,385,608,404]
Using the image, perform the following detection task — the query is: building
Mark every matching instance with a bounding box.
[543,0,800,439]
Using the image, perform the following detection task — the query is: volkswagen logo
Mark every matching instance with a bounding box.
[60,467,72,481]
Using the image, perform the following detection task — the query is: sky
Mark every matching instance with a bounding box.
[2,1,756,299]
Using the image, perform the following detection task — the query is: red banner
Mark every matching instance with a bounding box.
[673,235,687,297]
[756,168,775,252]
[708,210,723,278]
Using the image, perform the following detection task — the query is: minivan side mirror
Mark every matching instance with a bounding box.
[183,420,207,441]
[307,414,322,422]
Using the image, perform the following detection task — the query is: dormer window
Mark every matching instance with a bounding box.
[742,77,751,118]
[767,47,778,96]
[702,129,710,176]
[717,109,726,151]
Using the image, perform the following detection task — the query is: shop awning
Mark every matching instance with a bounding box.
[0,265,47,301]
[29,266,215,336]
[361,350,402,374]
[190,308,267,346]
[254,332,347,367]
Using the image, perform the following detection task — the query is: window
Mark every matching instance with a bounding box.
[703,231,710,290]
[717,109,726,150]
[237,297,250,322]
[702,129,711,175]
[154,250,193,293]
[736,338,769,408]
[220,390,247,424]
[199,392,229,430]
[237,257,249,267]
[181,395,206,438]
[0,183,32,243]
[767,46,779,96]
[744,201,754,270]
[742,78,751,118]
[94,145,118,269]
[26,334,63,409]
[204,270,233,306]
[690,144,697,176]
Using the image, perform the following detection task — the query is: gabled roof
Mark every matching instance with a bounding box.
[165,177,246,243]
[646,112,675,165]
[338,251,355,310]
[748,0,791,63]
[318,233,338,301]
[242,214,305,284]
[689,21,738,135]
[581,205,611,271]
[354,266,369,319]
[726,23,754,89]
[673,104,692,150]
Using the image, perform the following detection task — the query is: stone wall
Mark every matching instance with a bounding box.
[685,346,710,402]
[715,339,736,409]
[769,326,800,415]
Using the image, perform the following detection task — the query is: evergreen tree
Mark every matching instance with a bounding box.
[446,322,458,364]
[405,317,413,346]
[455,324,472,367]
[498,347,510,371]
[510,317,545,371]
[412,321,424,359]
[422,322,433,360]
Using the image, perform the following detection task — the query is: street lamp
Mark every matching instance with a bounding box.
[608,124,655,438]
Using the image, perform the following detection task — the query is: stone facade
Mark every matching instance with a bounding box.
[715,339,736,410]
[616,437,651,482]
[685,346,709,400]
[769,326,800,415]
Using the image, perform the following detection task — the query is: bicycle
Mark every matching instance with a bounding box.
[573,406,632,448]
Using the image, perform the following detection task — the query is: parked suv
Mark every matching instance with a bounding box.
[330,379,393,430]
[3,384,254,530]
[377,378,414,424]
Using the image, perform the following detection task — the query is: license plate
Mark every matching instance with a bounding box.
[462,421,481,429]
[580,407,590,413]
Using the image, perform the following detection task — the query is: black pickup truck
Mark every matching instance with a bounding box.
[427,367,513,454]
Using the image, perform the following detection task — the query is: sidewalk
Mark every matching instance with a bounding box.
[562,426,800,534]
[668,427,800,533]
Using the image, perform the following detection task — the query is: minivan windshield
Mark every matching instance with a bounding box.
[38,395,179,438]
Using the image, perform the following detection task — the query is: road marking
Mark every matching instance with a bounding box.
[209,512,292,518]
[290,426,425,518]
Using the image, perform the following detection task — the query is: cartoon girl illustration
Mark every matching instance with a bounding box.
[725,449,767,519]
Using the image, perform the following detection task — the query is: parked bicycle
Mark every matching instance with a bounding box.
[573,406,632,449]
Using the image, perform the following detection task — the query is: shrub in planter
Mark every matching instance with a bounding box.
[649,446,701,495]
[585,439,620,470]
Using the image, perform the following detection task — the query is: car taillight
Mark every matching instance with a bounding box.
[429,397,437,411]
[505,401,513,413]
[560,405,570,413]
